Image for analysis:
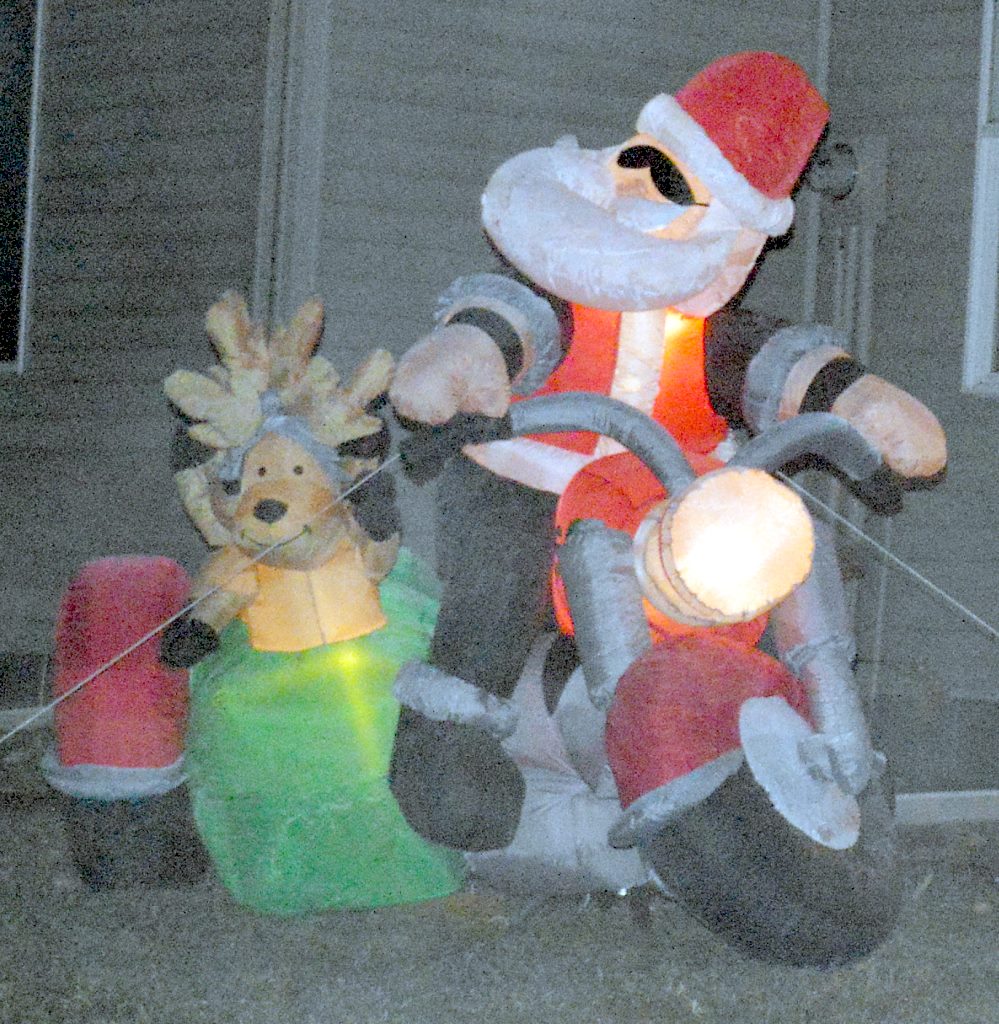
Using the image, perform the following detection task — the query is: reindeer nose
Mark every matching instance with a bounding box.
[253,498,288,524]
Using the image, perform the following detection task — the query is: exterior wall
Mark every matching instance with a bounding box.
[823,3,998,789]
[309,0,828,561]
[0,0,272,651]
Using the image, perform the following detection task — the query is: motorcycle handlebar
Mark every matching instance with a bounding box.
[397,394,902,514]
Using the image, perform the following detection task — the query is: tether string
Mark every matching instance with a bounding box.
[778,472,999,645]
[3,453,995,750]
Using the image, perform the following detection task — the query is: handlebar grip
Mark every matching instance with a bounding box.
[848,464,904,517]
[730,412,904,515]
[398,413,512,484]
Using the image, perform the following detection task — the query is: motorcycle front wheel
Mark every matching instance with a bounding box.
[640,761,901,967]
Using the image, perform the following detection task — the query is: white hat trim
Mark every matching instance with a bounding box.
[637,95,794,236]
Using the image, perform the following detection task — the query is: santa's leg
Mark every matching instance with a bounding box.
[390,455,557,851]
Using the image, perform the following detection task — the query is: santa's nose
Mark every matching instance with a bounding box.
[253,499,287,524]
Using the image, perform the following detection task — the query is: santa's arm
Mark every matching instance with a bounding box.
[704,307,946,480]
[389,273,566,424]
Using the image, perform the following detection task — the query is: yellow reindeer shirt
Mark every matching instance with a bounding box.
[239,542,388,653]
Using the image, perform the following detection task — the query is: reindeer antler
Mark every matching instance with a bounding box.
[205,291,268,375]
[308,349,395,446]
[166,293,394,452]
[270,298,325,396]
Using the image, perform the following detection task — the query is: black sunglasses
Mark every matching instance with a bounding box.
[616,145,707,207]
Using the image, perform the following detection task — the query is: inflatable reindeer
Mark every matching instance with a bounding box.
[161,292,399,663]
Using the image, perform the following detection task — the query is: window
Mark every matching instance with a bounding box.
[0,0,43,374]
[964,1,999,395]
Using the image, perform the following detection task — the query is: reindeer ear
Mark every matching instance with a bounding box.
[205,292,268,372]
[188,423,235,449]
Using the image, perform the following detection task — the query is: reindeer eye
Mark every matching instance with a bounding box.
[293,465,304,475]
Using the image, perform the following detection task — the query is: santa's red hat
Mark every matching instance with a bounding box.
[637,52,829,236]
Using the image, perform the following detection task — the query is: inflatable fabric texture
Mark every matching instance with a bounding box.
[552,451,769,646]
[52,556,190,770]
[186,548,464,915]
[606,633,810,807]
[465,640,649,895]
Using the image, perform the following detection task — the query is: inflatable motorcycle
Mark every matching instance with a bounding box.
[396,393,903,967]
[386,52,943,967]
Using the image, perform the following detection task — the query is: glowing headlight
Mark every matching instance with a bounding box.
[634,467,814,625]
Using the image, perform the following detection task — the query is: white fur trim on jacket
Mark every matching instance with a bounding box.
[742,323,851,432]
[636,95,794,237]
[463,436,599,494]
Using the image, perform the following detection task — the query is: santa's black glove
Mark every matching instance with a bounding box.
[398,413,513,484]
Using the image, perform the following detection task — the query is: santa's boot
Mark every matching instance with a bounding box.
[43,556,208,889]
[390,662,524,851]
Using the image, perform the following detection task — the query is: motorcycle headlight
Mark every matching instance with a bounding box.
[634,467,814,625]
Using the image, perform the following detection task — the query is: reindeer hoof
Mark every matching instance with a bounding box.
[161,617,219,668]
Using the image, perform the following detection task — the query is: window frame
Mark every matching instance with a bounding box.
[0,0,45,376]
[963,0,999,395]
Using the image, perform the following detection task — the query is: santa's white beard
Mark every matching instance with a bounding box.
[480,143,767,315]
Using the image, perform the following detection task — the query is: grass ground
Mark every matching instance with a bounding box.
[1,785,996,1024]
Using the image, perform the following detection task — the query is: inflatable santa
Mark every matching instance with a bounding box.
[387,50,944,896]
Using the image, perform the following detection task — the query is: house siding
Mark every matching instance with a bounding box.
[819,3,998,790]
[0,0,272,651]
